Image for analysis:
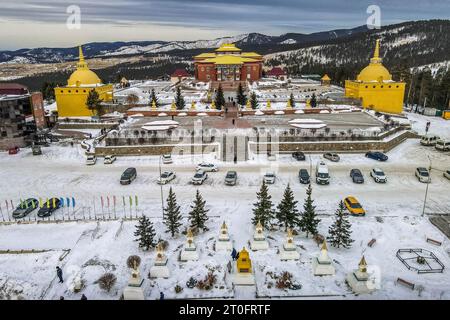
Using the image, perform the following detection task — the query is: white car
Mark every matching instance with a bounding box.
[162,154,173,164]
[415,167,430,183]
[157,171,176,184]
[196,163,218,172]
[370,168,387,183]
[104,155,116,164]
[443,170,450,180]
[86,155,97,165]
[192,170,208,185]
[263,172,276,184]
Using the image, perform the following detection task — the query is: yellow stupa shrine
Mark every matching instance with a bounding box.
[345,40,405,114]
[321,74,331,86]
[237,247,252,273]
[55,46,113,117]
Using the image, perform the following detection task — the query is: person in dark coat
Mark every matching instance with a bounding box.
[59,296,64,300]
[235,252,240,261]
[80,294,87,300]
[160,292,165,300]
[56,266,64,283]
[231,248,237,260]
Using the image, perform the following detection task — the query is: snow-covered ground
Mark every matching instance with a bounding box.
[0,113,449,300]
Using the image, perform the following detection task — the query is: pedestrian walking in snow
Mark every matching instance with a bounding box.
[56,266,64,283]
[59,296,64,300]
[231,248,237,260]
[80,294,87,300]
[160,292,165,300]
[235,252,240,261]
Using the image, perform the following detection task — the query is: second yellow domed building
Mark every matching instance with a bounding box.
[345,40,405,114]
[55,46,113,117]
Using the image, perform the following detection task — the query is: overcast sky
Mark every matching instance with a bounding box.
[0,0,448,50]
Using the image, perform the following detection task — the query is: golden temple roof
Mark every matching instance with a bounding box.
[356,40,392,82]
[67,46,102,86]
[321,74,331,81]
[201,55,258,65]
[215,43,242,52]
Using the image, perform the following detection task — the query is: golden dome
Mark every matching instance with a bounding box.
[356,40,392,82]
[67,46,102,86]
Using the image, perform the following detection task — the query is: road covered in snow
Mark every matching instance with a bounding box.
[0,113,449,300]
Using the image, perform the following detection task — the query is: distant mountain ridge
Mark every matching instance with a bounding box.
[0,25,370,63]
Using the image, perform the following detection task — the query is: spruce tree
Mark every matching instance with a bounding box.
[175,86,185,110]
[289,93,296,108]
[250,92,259,109]
[310,93,317,108]
[150,88,160,108]
[236,83,247,106]
[188,190,209,232]
[215,85,225,110]
[276,184,300,231]
[298,184,320,237]
[86,90,103,115]
[163,187,183,237]
[252,180,275,230]
[327,201,354,248]
[134,215,157,250]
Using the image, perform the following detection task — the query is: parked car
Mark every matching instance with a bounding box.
[225,171,237,186]
[415,167,430,183]
[162,154,173,164]
[292,151,305,161]
[120,167,137,185]
[32,145,42,156]
[344,196,366,216]
[86,155,97,165]
[196,162,218,172]
[298,169,310,184]
[350,169,364,184]
[323,152,340,162]
[444,170,450,180]
[365,151,388,161]
[12,198,39,219]
[420,134,440,146]
[37,198,62,218]
[157,171,176,184]
[263,172,276,184]
[370,168,387,183]
[8,146,19,155]
[104,155,117,164]
[316,161,330,185]
[435,139,450,151]
[192,170,208,185]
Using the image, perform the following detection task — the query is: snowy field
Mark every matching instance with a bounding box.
[0,113,449,300]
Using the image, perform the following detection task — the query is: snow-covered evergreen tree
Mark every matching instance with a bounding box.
[298,184,321,237]
[163,187,183,237]
[289,93,296,108]
[150,88,160,108]
[188,190,209,232]
[175,86,185,110]
[276,184,300,231]
[134,215,157,250]
[310,93,317,108]
[215,85,225,110]
[236,83,247,106]
[327,200,354,248]
[252,180,274,229]
[250,92,259,109]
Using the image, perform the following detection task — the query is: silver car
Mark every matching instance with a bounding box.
[263,172,276,184]
[323,152,340,162]
[225,171,237,186]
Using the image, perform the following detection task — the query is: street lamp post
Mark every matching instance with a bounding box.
[421,155,432,217]
[159,155,165,219]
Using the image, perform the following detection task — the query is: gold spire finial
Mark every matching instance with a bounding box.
[256,220,263,229]
[221,221,227,229]
[287,228,293,238]
[79,45,85,62]
[359,256,367,272]
[373,39,380,59]
[321,240,328,251]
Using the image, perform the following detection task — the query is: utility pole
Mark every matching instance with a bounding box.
[159,155,164,219]
[421,155,432,217]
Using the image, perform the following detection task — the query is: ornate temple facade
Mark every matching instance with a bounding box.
[345,40,406,114]
[194,43,263,83]
[55,46,113,117]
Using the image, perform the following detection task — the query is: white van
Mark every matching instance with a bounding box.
[104,155,117,164]
[420,134,440,146]
[86,155,97,165]
[435,139,450,151]
[316,161,330,185]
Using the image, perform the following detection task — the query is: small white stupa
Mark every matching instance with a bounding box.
[180,228,199,261]
[250,221,269,251]
[279,228,300,260]
[346,256,377,294]
[149,243,170,278]
[312,241,335,276]
[215,221,233,251]
[123,261,145,300]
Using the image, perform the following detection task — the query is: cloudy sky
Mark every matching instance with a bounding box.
[0,0,448,50]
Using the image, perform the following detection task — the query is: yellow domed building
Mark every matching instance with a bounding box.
[345,40,405,114]
[55,46,113,117]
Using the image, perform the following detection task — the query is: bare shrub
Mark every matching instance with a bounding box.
[98,273,117,292]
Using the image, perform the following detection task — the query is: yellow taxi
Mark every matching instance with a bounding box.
[344,196,366,216]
